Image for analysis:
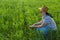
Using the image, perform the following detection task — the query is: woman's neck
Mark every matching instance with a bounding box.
[42,12,46,16]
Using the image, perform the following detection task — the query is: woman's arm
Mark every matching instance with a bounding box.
[30,20,43,27]
[30,20,47,28]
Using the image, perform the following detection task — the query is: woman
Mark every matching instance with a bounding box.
[30,5,57,40]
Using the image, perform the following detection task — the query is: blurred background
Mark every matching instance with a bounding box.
[0,0,60,40]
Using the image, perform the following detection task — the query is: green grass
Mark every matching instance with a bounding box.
[0,0,60,40]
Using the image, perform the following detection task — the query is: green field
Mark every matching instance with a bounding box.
[0,0,60,40]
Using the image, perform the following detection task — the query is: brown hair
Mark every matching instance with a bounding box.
[42,5,48,12]
[39,5,53,18]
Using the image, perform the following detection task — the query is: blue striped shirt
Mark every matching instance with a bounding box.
[42,15,57,30]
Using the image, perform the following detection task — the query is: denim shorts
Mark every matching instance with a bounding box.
[37,26,49,37]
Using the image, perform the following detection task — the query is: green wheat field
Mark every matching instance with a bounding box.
[0,0,60,40]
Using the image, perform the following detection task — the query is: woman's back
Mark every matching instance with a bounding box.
[42,15,57,30]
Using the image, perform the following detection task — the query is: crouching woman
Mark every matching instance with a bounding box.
[30,5,57,40]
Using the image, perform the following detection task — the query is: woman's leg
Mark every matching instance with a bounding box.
[37,26,48,40]
[47,30,57,40]
[52,30,57,40]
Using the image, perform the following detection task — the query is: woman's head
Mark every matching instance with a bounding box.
[39,5,53,18]
[39,5,48,15]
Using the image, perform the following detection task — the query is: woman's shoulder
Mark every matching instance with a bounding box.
[44,15,51,19]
